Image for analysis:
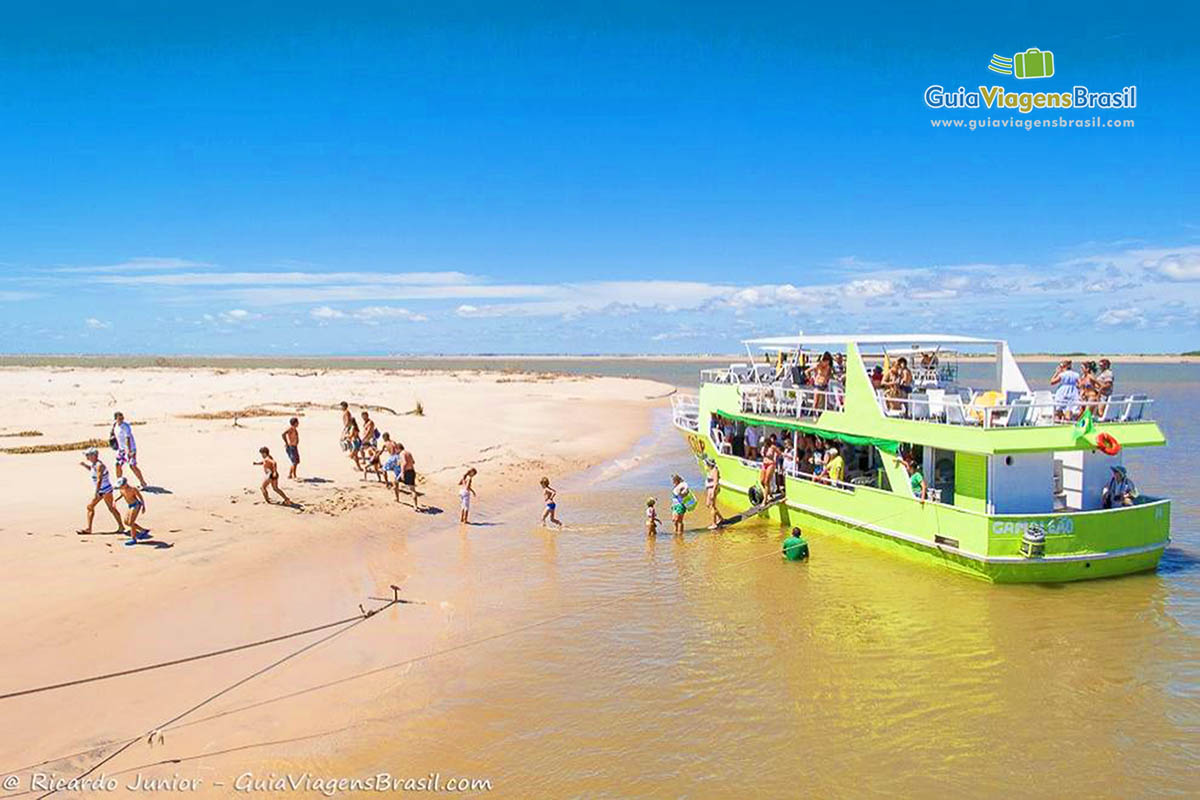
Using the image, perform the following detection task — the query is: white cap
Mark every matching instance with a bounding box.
[115,477,128,487]
[827,447,838,456]
[84,447,99,456]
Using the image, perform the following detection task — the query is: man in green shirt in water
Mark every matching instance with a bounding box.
[782,527,809,561]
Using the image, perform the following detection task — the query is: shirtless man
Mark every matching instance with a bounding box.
[379,432,402,487]
[111,411,147,488]
[78,447,125,535]
[115,477,151,544]
[391,443,422,511]
[254,447,293,505]
[281,417,301,479]
[704,457,725,529]
[360,411,377,449]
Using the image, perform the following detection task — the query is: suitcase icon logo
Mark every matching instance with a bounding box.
[987,48,1055,79]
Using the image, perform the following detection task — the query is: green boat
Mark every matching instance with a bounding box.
[672,335,1169,582]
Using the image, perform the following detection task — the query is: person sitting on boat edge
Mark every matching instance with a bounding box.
[1102,465,1137,508]
[782,527,809,561]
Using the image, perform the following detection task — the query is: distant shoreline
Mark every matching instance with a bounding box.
[0,353,1197,367]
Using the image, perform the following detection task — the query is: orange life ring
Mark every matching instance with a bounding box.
[1096,432,1121,456]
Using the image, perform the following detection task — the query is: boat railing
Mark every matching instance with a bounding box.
[877,389,1154,429]
[671,393,700,432]
[700,364,776,384]
[738,383,846,418]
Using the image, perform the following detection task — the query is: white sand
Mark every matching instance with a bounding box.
[0,367,670,784]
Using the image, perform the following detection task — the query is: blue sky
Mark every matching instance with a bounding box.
[1,1,1198,354]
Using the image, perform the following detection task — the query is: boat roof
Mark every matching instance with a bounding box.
[744,334,1002,348]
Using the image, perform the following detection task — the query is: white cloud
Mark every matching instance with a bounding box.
[84,317,111,329]
[1097,306,1146,327]
[218,309,260,323]
[310,306,346,320]
[57,257,212,274]
[1144,250,1200,282]
[456,305,480,317]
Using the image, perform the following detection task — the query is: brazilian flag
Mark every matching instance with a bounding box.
[1074,409,1095,439]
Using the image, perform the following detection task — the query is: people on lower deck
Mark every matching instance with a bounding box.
[1102,465,1137,508]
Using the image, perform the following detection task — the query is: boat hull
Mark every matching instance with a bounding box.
[683,434,1169,584]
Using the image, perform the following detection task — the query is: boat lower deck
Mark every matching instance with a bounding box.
[692,440,1170,583]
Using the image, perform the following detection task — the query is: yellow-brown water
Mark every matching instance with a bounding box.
[274,372,1198,798]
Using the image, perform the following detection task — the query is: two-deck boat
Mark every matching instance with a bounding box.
[671,334,1170,582]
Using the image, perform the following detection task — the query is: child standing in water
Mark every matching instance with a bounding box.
[645,497,659,535]
[115,477,151,545]
[459,467,478,523]
[540,477,563,528]
[254,447,293,505]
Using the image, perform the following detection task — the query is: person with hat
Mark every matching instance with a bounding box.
[704,456,725,529]
[77,447,124,535]
[1102,465,1137,508]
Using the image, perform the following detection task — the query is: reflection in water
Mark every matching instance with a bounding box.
[298,365,1198,797]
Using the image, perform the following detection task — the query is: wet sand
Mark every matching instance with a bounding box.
[0,366,669,790]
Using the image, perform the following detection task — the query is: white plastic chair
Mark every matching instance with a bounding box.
[909,392,930,421]
[1124,393,1149,422]
[927,388,946,420]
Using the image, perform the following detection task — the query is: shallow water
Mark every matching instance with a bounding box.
[304,359,1198,797]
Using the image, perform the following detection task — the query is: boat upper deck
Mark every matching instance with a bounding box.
[687,335,1165,454]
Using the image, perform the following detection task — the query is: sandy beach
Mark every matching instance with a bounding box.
[0,366,670,790]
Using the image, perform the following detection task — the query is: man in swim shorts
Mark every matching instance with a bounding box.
[281,417,301,479]
[111,411,148,489]
[115,477,151,545]
[78,447,125,535]
[391,443,422,511]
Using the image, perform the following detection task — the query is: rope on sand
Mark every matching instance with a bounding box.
[0,614,367,701]
[23,595,401,800]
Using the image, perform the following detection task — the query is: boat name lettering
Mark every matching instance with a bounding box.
[991,518,1074,536]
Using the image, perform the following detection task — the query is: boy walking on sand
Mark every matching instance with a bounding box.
[115,477,151,545]
[281,417,301,479]
[254,447,293,505]
[78,447,125,535]
[540,477,563,528]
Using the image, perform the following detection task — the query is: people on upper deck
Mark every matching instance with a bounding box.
[1097,358,1115,416]
[870,365,884,391]
[882,357,913,412]
[1078,361,1102,416]
[1050,359,1081,421]
[810,352,834,411]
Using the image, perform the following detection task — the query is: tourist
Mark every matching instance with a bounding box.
[115,477,151,545]
[883,357,913,415]
[645,497,659,535]
[670,474,691,535]
[339,400,353,444]
[380,433,401,487]
[254,447,293,505]
[744,424,760,461]
[281,417,301,479]
[1097,358,1115,416]
[361,440,386,482]
[110,411,147,489]
[870,365,884,391]
[905,454,927,502]
[78,447,124,535]
[1078,361,1101,417]
[704,457,724,529]
[760,436,779,498]
[540,476,563,527]
[1050,359,1081,421]
[393,443,422,511]
[1102,465,1137,508]
[459,467,478,523]
[823,446,845,486]
[811,352,833,411]
[346,415,362,470]
[361,410,378,448]
[782,527,809,561]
